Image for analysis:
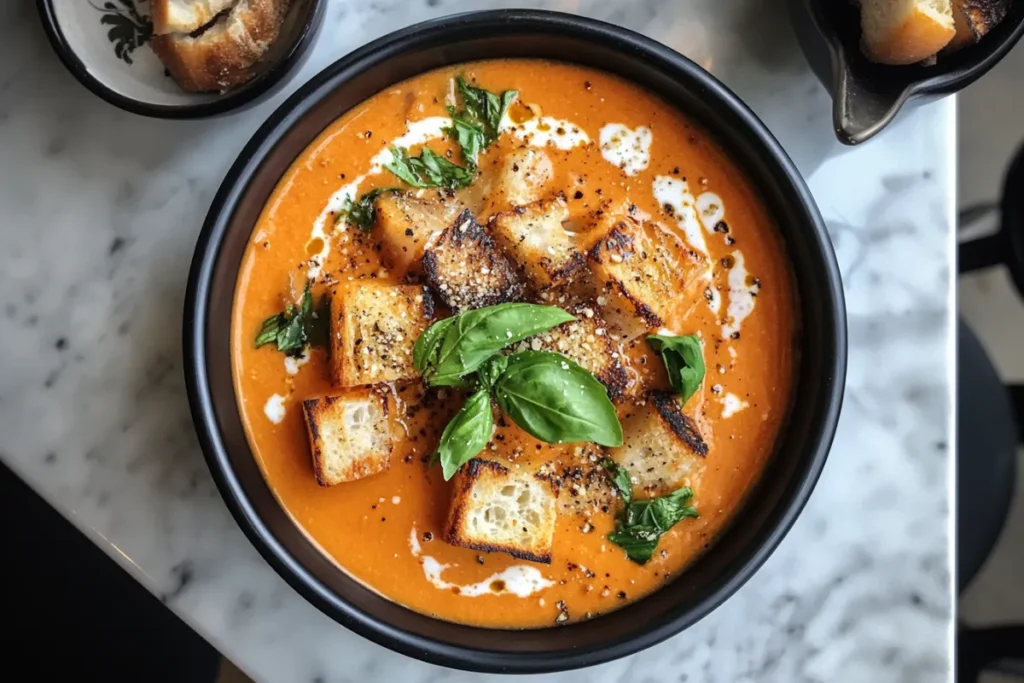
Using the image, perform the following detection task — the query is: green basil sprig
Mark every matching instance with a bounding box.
[493,351,623,447]
[420,303,622,480]
[339,187,399,231]
[604,460,699,564]
[647,334,706,404]
[254,282,328,357]
[435,389,494,481]
[384,146,475,190]
[447,76,517,164]
[414,303,574,387]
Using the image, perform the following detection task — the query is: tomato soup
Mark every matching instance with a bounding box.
[232,59,797,628]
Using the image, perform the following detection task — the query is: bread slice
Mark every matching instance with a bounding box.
[488,197,585,290]
[859,0,956,65]
[445,458,559,563]
[519,302,629,401]
[587,215,710,342]
[374,192,465,278]
[302,388,392,486]
[422,210,524,313]
[330,281,434,387]
[150,0,239,35]
[608,391,708,498]
[949,0,1011,50]
[149,0,289,93]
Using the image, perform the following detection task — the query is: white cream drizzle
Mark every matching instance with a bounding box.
[503,116,590,150]
[263,394,286,424]
[720,392,749,418]
[599,123,652,176]
[652,175,709,256]
[722,250,759,339]
[695,192,725,230]
[305,116,452,280]
[409,527,553,598]
[284,350,310,375]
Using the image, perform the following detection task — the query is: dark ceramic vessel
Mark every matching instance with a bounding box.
[184,10,847,673]
[790,0,1024,144]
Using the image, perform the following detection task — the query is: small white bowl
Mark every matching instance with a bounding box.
[36,0,325,118]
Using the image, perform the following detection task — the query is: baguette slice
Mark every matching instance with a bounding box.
[860,0,956,65]
[150,0,239,35]
[949,0,1011,51]
[149,0,289,93]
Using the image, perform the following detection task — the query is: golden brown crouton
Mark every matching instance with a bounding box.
[488,197,585,290]
[608,391,708,497]
[445,458,559,563]
[374,192,464,278]
[330,282,434,387]
[302,388,392,486]
[486,147,554,215]
[588,216,711,341]
[518,302,629,400]
[422,210,524,312]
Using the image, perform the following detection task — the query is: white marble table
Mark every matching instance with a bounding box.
[0,1,954,681]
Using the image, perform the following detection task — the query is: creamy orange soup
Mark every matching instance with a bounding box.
[232,59,796,628]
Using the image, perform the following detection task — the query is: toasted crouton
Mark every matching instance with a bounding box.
[608,391,708,497]
[330,282,434,387]
[422,210,524,312]
[588,216,710,341]
[520,302,629,400]
[375,192,464,278]
[489,197,585,290]
[487,147,554,214]
[302,388,392,486]
[445,458,559,563]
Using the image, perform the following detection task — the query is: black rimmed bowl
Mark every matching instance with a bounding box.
[36,0,325,119]
[790,0,1024,145]
[184,9,847,673]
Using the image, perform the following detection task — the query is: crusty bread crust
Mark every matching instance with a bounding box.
[862,2,956,65]
[150,0,290,93]
[949,0,1011,50]
[150,0,239,35]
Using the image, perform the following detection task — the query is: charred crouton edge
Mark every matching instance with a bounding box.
[422,209,524,312]
[649,391,709,457]
[587,223,664,329]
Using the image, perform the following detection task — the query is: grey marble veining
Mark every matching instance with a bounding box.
[0,1,953,681]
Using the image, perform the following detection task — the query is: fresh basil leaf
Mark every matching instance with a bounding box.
[254,281,324,357]
[647,334,706,404]
[446,115,487,165]
[493,351,623,447]
[602,458,633,506]
[383,146,475,190]
[422,303,575,386]
[340,187,399,232]
[456,76,516,141]
[436,389,494,481]
[608,482,699,564]
[477,354,509,391]
[414,316,456,374]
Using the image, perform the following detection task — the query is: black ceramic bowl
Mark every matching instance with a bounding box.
[36,0,325,119]
[791,0,1024,144]
[184,10,847,673]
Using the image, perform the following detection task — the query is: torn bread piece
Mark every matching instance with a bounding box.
[330,282,434,387]
[375,192,465,278]
[588,215,710,341]
[422,210,524,312]
[608,391,708,498]
[519,302,629,401]
[859,0,956,65]
[489,197,586,290]
[150,0,239,35]
[445,458,559,563]
[302,388,392,486]
[149,0,289,93]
